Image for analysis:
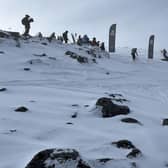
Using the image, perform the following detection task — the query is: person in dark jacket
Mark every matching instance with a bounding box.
[62,31,69,43]
[131,48,138,61]
[21,14,34,36]
[100,42,105,51]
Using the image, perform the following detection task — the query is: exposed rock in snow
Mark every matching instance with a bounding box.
[15,106,29,112]
[96,97,130,117]
[112,140,135,149]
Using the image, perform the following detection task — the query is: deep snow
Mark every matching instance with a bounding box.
[0,37,168,168]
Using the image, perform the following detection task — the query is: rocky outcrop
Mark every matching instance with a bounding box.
[25,148,137,168]
[96,97,130,117]
[112,140,135,149]
[15,106,29,112]
[65,51,89,63]
[25,148,91,168]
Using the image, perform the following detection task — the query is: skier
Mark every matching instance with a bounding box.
[100,42,105,51]
[131,48,138,61]
[21,14,34,36]
[62,31,69,43]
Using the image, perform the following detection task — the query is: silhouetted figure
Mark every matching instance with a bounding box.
[91,37,97,46]
[21,14,34,36]
[62,31,69,43]
[47,32,56,42]
[82,35,90,44]
[131,48,138,61]
[100,42,105,51]
[77,35,82,46]
[161,49,168,59]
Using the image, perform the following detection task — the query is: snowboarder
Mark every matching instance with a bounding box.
[131,48,138,61]
[100,42,105,51]
[62,31,69,43]
[21,14,34,36]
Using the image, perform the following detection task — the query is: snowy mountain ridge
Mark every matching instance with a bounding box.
[0,36,168,168]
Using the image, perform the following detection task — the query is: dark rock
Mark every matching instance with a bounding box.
[15,106,28,112]
[41,42,48,46]
[72,104,79,107]
[25,148,82,168]
[33,53,47,57]
[96,158,113,163]
[112,140,135,149]
[0,51,5,54]
[0,88,7,92]
[48,57,56,60]
[65,51,75,56]
[84,105,89,107]
[77,56,88,63]
[92,58,97,63]
[108,93,123,97]
[65,51,88,63]
[96,97,130,118]
[106,72,110,75]
[0,31,10,38]
[111,98,128,103]
[127,148,142,159]
[162,119,168,126]
[121,118,142,125]
[66,122,73,125]
[24,68,31,71]
[71,112,78,118]
[9,129,17,133]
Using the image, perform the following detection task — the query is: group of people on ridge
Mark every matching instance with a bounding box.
[21,14,105,51]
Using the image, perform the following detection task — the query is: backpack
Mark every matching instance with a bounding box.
[21,18,26,25]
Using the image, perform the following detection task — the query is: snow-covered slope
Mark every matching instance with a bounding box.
[0,37,168,168]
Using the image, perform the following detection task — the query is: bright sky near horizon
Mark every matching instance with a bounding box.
[0,0,168,49]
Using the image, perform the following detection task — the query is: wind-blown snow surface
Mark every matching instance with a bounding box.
[0,37,168,168]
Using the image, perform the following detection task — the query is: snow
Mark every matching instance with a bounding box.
[0,37,168,168]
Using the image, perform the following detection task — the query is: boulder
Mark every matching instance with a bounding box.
[0,88,7,92]
[0,51,5,54]
[15,106,28,112]
[25,148,91,168]
[24,68,31,71]
[162,119,168,126]
[112,140,135,149]
[121,117,142,125]
[65,51,88,63]
[96,97,130,118]
[127,148,142,159]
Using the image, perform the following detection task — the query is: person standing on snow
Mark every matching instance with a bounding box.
[21,14,34,36]
[62,31,69,43]
[131,48,138,61]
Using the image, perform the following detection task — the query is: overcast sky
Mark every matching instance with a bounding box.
[0,0,168,49]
